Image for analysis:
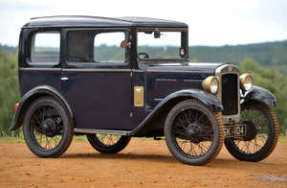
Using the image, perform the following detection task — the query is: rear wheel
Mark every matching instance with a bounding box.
[23,97,73,157]
[87,134,131,153]
[224,101,279,162]
[164,100,224,165]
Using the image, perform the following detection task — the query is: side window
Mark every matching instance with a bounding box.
[66,30,127,65]
[94,32,126,63]
[30,32,60,65]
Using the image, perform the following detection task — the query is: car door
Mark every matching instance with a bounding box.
[61,29,133,130]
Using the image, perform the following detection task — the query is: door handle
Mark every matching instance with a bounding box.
[60,76,69,81]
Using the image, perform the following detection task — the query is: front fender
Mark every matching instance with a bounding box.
[129,89,222,136]
[160,89,223,112]
[243,86,276,107]
[10,85,74,131]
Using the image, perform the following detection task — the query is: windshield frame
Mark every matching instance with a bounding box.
[136,27,188,61]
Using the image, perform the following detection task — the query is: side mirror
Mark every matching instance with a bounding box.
[179,48,186,57]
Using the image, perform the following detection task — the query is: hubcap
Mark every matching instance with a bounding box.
[242,121,257,141]
[30,105,64,150]
[40,118,58,137]
[185,122,203,138]
[173,108,214,157]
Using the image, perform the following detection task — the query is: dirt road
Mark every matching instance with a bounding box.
[0,139,286,188]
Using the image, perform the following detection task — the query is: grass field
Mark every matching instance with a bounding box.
[0,135,286,143]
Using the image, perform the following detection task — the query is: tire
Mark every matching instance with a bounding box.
[23,96,73,158]
[164,99,224,166]
[224,101,279,162]
[87,134,131,153]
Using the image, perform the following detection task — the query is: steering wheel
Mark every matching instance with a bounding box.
[138,52,150,59]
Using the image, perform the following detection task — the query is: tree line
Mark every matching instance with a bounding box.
[0,42,287,136]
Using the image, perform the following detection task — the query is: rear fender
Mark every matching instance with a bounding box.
[10,85,74,131]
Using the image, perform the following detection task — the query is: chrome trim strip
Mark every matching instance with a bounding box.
[156,78,177,82]
[62,68,132,72]
[74,128,130,135]
[146,70,213,73]
[19,67,61,72]
[183,79,195,82]
[154,98,163,101]
[19,67,145,73]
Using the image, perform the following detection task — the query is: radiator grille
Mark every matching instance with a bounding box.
[221,74,238,115]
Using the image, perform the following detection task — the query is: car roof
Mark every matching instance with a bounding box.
[23,15,188,28]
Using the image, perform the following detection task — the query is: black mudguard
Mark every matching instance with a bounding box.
[161,89,223,112]
[10,85,74,131]
[243,86,276,107]
[129,89,223,136]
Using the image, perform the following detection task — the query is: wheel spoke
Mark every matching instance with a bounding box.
[173,109,214,158]
[97,134,121,146]
[30,105,64,151]
[233,107,269,154]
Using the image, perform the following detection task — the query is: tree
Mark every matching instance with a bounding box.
[240,58,287,134]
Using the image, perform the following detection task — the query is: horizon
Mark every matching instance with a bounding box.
[1,39,286,48]
[0,0,287,46]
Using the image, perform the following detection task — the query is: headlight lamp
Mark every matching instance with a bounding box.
[240,73,253,91]
[202,76,219,94]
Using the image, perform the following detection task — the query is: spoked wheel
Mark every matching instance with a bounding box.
[23,97,73,157]
[87,134,131,153]
[224,101,279,162]
[164,100,224,166]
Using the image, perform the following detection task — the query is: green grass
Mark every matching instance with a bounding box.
[279,135,287,142]
[0,135,286,143]
[0,136,25,143]
[0,135,88,143]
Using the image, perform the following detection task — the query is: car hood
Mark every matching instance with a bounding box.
[144,62,226,74]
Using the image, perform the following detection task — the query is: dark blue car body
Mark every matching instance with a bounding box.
[11,16,276,137]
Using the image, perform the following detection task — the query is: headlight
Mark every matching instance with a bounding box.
[240,73,253,91]
[202,76,219,94]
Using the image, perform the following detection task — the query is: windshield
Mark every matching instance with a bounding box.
[137,29,187,60]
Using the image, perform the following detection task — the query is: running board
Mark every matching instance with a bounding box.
[74,128,130,136]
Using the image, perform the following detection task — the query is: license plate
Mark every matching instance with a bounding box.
[224,124,245,137]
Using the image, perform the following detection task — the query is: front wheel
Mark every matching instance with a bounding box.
[87,134,131,153]
[164,99,224,166]
[224,101,279,162]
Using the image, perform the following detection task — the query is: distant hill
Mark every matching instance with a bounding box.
[1,40,287,67]
[190,40,287,66]
[0,44,17,53]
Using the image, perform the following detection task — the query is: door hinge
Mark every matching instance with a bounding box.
[129,112,133,118]
[130,71,133,77]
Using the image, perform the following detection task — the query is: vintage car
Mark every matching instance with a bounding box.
[11,16,279,165]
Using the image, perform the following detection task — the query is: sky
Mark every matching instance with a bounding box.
[0,0,286,46]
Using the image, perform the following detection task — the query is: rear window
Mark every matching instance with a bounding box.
[30,32,60,65]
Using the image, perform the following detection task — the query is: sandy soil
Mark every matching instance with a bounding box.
[0,139,286,188]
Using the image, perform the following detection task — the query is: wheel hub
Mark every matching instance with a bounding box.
[242,121,257,141]
[184,122,203,138]
[40,118,58,137]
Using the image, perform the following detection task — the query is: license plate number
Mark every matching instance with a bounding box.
[224,124,245,137]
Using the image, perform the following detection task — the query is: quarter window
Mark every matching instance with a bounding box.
[30,32,60,65]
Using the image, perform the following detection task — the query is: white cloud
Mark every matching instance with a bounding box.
[0,0,286,46]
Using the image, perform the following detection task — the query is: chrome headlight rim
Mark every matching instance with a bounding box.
[240,73,253,91]
[202,76,219,94]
